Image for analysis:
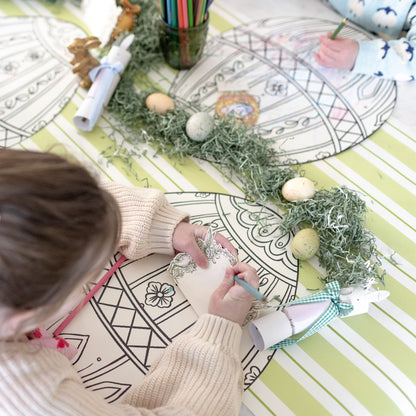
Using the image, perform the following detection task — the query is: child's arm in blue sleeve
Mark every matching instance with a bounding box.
[353,4,416,81]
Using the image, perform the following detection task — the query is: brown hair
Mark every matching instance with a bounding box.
[0,149,120,328]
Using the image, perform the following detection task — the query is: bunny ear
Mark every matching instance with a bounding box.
[364,290,390,304]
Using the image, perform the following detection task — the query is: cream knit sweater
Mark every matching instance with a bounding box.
[0,183,244,416]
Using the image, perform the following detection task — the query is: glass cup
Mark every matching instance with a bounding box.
[158,15,209,70]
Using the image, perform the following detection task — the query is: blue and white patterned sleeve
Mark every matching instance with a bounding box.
[353,3,416,81]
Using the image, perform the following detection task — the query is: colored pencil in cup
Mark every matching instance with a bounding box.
[194,0,203,26]
[177,0,184,27]
[187,0,194,27]
[182,0,189,28]
[160,0,167,21]
[199,0,207,24]
[171,0,178,27]
[166,0,172,24]
[330,17,348,39]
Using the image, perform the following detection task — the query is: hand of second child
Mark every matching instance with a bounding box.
[172,222,238,269]
[314,33,359,70]
[208,262,259,326]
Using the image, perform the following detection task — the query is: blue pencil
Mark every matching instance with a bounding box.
[166,0,172,24]
[234,275,266,301]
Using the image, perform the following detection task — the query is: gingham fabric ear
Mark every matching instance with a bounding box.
[269,281,353,350]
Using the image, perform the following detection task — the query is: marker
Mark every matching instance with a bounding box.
[330,17,348,40]
[234,275,266,302]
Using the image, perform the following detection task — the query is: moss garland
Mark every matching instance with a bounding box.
[278,187,385,288]
[89,0,385,288]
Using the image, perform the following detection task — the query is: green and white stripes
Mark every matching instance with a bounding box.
[2,0,416,414]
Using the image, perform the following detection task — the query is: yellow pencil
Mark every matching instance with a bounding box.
[330,17,348,40]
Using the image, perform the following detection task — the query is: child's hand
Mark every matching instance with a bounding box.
[172,222,238,269]
[314,33,359,70]
[208,263,259,325]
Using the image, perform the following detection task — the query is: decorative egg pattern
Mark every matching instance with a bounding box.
[170,17,397,165]
[0,16,87,146]
[55,192,298,401]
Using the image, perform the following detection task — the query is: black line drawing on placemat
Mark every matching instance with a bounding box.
[53,192,299,402]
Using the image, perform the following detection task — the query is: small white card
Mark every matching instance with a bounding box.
[168,228,236,316]
[81,0,120,45]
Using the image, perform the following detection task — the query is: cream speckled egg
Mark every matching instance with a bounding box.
[291,228,320,260]
[282,177,315,202]
[146,93,175,114]
[186,112,215,141]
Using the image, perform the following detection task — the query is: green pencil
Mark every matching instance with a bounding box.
[330,17,348,40]
[234,275,266,302]
[187,0,194,28]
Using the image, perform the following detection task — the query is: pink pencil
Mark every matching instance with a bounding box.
[53,255,127,337]
[182,0,189,28]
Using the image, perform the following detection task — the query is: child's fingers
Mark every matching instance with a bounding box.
[214,232,238,259]
[186,239,209,269]
[319,35,343,52]
[314,52,325,66]
[233,263,259,289]
[212,268,235,299]
[315,45,338,66]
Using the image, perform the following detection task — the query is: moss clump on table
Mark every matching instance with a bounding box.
[103,0,384,288]
[278,187,385,288]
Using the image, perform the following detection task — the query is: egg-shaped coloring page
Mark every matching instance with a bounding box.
[0,16,87,146]
[170,17,397,165]
[51,192,299,401]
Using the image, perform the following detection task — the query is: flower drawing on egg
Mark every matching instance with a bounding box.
[215,91,259,126]
[145,282,175,308]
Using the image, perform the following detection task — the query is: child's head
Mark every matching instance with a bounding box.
[0,149,120,337]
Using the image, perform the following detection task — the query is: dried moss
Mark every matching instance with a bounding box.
[278,186,385,287]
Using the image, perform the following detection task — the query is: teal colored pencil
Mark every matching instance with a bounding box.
[234,275,266,301]
[171,0,178,27]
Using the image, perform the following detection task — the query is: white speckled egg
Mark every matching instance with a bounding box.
[291,228,320,260]
[146,93,175,114]
[282,177,315,202]
[186,112,215,141]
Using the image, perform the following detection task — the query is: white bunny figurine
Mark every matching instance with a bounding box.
[339,285,390,316]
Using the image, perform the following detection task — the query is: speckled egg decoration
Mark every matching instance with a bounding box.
[291,228,320,260]
[186,112,215,141]
[146,93,175,114]
[282,177,315,202]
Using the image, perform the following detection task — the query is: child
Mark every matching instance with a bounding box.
[315,0,416,81]
[0,148,259,416]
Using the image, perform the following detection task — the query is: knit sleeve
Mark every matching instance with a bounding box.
[353,4,416,81]
[0,315,242,416]
[123,314,244,416]
[101,182,189,260]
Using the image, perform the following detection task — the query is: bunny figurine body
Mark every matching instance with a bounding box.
[250,281,389,350]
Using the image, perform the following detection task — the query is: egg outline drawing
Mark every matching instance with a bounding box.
[169,17,397,166]
[0,16,87,146]
[56,192,299,399]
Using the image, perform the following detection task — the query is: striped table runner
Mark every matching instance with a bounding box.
[1,1,415,415]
